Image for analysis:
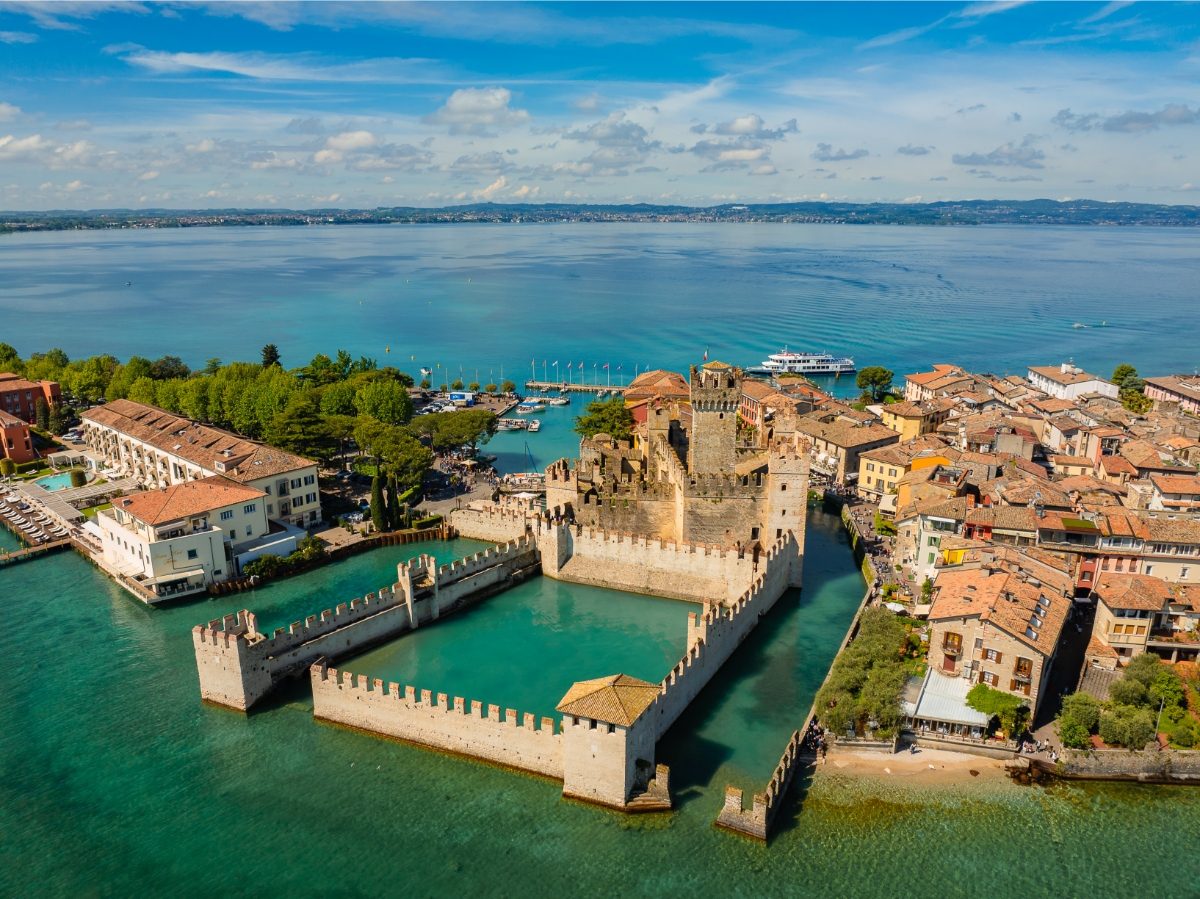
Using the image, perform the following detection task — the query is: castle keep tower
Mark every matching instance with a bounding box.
[687,362,739,475]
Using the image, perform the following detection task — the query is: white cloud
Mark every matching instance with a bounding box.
[325,130,377,152]
[425,87,530,136]
[186,137,216,154]
[63,179,84,192]
[474,175,508,200]
[511,184,540,199]
[0,102,21,121]
[0,30,39,44]
[106,46,444,83]
[138,170,159,181]
[0,134,93,168]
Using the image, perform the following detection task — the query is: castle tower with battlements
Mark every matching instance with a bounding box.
[547,360,810,556]
[687,362,739,475]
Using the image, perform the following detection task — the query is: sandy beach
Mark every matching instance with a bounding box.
[817,746,1011,786]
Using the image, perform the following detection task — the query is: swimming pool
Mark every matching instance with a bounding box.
[33,473,78,492]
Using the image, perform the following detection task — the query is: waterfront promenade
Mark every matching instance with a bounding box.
[523,380,627,395]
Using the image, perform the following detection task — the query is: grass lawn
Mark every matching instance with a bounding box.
[81,502,113,520]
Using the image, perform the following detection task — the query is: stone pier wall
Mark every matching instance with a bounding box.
[193,537,538,710]
[716,723,811,841]
[311,662,564,778]
[652,532,800,735]
[1040,748,1200,783]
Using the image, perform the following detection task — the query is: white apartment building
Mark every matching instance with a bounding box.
[81,399,322,528]
[1026,363,1119,402]
[98,475,300,601]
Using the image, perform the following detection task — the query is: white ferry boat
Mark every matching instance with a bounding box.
[748,348,855,376]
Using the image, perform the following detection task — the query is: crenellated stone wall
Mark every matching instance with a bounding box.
[449,504,532,544]
[311,661,564,778]
[651,532,801,734]
[536,522,763,604]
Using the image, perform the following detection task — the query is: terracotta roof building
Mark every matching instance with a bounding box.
[81,398,322,528]
[0,372,62,424]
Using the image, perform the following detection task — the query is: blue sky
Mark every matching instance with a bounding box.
[1,1,1198,209]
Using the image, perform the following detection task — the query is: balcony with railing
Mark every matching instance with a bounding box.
[942,635,963,657]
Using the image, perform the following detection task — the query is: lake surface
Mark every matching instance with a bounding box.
[2,509,1197,897]
[3,223,1200,895]
[2,223,1197,382]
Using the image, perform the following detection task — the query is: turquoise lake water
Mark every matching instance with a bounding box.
[2,510,1198,896]
[2,223,1197,380]
[3,223,1200,894]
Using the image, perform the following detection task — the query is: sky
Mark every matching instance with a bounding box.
[1,1,1198,210]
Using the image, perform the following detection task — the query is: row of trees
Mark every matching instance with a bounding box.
[814,608,918,738]
[1,343,496,496]
[1056,654,1198,749]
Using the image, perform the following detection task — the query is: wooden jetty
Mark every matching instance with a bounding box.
[0,539,72,567]
[523,380,627,395]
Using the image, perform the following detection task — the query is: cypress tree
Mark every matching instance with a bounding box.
[35,398,49,432]
[369,474,386,533]
[386,473,400,530]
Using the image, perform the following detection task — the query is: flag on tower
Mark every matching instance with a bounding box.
[603,363,609,370]
[703,347,709,362]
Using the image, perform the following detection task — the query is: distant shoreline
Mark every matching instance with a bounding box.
[3,198,1200,234]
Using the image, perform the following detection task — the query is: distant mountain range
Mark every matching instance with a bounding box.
[3,199,1199,233]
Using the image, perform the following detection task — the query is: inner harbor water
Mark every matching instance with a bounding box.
[2,223,1199,895]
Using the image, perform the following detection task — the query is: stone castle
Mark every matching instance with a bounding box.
[546,362,810,553]
[192,360,812,827]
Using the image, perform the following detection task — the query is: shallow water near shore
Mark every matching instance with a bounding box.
[2,508,1198,896]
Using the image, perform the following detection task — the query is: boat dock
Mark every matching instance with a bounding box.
[0,539,72,567]
[523,381,627,395]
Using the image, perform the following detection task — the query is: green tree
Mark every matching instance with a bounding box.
[500,380,515,393]
[126,376,159,405]
[261,344,281,368]
[47,404,68,436]
[203,357,222,375]
[150,355,190,380]
[1110,363,1142,392]
[0,342,20,372]
[856,366,895,402]
[355,379,414,425]
[324,414,357,470]
[265,391,336,462]
[320,381,358,417]
[574,397,634,441]
[386,473,401,530]
[1056,692,1101,748]
[154,378,183,412]
[1099,705,1156,749]
[355,416,432,489]
[0,458,16,477]
[34,398,49,431]
[105,356,154,400]
[1119,388,1153,414]
[485,383,497,394]
[369,474,386,532]
[419,379,431,390]
[451,378,464,390]
[468,381,480,392]
[966,683,1029,738]
[69,469,87,488]
[177,377,211,420]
